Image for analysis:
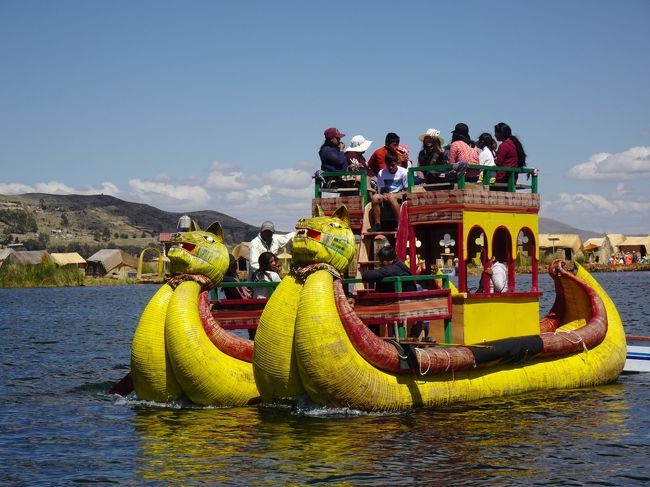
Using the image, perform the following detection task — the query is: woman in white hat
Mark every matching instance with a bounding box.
[345,135,374,193]
[344,135,372,172]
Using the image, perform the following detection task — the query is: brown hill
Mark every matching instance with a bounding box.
[1,193,607,255]
[0,193,259,252]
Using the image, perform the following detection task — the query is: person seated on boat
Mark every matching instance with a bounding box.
[361,246,427,339]
[417,128,448,183]
[220,254,254,338]
[345,135,374,193]
[251,252,282,300]
[249,221,295,280]
[478,253,508,293]
[367,132,400,178]
[449,122,480,182]
[361,246,416,293]
[319,127,348,189]
[369,151,408,232]
[222,255,251,300]
[476,132,497,185]
[494,122,527,190]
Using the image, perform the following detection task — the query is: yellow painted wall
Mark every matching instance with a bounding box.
[453,296,540,343]
[463,211,539,260]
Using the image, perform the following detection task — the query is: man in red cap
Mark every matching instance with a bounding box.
[319,127,347,172]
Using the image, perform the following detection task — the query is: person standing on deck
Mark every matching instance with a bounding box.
[249,221,295,279]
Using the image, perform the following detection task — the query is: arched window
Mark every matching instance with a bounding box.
[517,228,538,292]
[492,227,513,292]
[466,226,487,293]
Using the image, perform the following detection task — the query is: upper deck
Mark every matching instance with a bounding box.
[313,164,543,344]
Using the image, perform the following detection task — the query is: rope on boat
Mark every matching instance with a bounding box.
[395,347,409,360]
[556,329,589,353]
[415,347,432,375]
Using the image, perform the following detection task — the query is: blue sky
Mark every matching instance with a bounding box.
[1,0,649,234]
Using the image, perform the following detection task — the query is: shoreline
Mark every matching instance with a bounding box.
[2,264,648,289]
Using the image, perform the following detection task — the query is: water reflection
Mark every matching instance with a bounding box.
[130,384,635,485]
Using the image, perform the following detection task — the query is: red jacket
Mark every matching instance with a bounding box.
[367,146,390,177]
[495,139,518,182]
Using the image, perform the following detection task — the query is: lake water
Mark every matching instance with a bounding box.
[1,272,649,486]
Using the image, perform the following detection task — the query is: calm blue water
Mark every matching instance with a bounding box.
[1,272,649,486]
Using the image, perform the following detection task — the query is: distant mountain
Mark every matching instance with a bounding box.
[539,217,604,241]
[0,193,608,252]
[0,193,259,247]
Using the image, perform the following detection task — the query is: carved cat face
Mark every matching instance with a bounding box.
[291,205,355,273]
[167,221,229,283]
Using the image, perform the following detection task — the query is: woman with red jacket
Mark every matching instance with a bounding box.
[494,122,527,186]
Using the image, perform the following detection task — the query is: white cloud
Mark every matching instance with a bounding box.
[1,162,318,229]
[34,181,77,194]
[266,168,313,189]
[0,183,36,194]
[567,146,650,180]
[0,181,121,196]
[543,187,650,234]
[78,182,121,196]
[128,179,211,209]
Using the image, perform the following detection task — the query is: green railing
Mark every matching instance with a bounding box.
[218,273,448,294]
[341,273,449,292]
[216,274,453,342]
[314,170,369,206]
[407,165,538,193]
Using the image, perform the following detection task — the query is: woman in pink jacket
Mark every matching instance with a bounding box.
[449,122,480,182]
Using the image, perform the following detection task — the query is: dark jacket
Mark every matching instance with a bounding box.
[222,275,250,299]
[361,260,416,293]
[319,143,348,172]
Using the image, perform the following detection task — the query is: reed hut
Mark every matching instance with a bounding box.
[583,236,614,263]
[50,252,87,275]
[538,234,583,261]
[86,249,138,278]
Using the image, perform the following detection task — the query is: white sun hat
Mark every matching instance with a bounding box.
[418,128,445,145]
[345,135,373,153]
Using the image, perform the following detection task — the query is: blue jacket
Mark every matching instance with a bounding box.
[319,144,348,172]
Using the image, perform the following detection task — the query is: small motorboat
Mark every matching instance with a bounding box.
[624,336,650,373]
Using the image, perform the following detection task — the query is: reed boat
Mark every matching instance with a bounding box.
[122,164,628,411]
[208,165,627,410]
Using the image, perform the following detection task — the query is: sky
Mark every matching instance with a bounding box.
[1,0,649,234]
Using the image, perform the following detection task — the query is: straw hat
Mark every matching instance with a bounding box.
[418,128,445,145]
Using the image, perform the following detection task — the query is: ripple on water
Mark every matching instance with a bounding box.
[0,276,649,485]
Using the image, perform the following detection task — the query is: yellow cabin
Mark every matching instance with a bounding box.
[315,165,542,345]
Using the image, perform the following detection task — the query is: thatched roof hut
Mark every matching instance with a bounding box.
[6,250,52,265]
[583,236,614,263]
[86,249,138,278]
[617,235,650,257]
[538,234,583,260]
[50,252,87,274]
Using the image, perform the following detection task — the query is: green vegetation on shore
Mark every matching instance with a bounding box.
[0,264,139,288]
[0,263,83,288]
